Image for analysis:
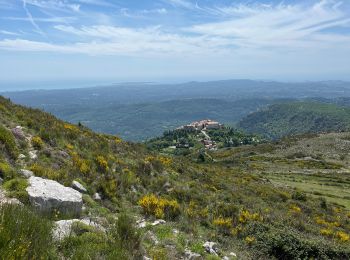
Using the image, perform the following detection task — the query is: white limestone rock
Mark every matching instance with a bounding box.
[19,169,34,178]
[184,249,201,259]
[72,180,87,193]
[0,188,21,205]
[26,176,82,216]
[29,150,38,160]
[53,218,104,240]
[203,241,219,256]
[93,192,102,200]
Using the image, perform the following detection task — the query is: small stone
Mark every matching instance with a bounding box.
[19,169,34,178]
[93,192,102,201]
[203,241,219,256]
[29,150,38,160]
[136,219,147,228]
[11,126,25,139]
[184,249,201,259]
[72,180,87,193]
[151,219,166,226]
[18,154,26,159]
[229,252,237,257]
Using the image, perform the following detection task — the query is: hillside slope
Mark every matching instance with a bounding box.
[0,96,350,259]
[238,101,350,139]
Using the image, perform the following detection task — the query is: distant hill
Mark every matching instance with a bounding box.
[3,79,350,140]
[238,101,350,139]
[19,98,284,141]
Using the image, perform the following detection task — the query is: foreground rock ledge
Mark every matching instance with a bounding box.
[26,176,83,216]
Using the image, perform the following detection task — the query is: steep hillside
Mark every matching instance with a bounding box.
[0,96,350,259]
[238,101,350,139]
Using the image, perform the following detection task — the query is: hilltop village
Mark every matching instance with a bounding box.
[176,119,223,150]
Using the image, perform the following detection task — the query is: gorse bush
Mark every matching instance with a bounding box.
[0,125,18,159]
[31,136,44,149]
[0,204,55,259]
[139,194,180,220]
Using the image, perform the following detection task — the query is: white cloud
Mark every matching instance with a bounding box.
[0,30,20,36]
[0,0,349,58]
[24,0,80,12]
[3,16,77,23]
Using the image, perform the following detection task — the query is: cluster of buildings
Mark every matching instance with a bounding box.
[179,119,223,131]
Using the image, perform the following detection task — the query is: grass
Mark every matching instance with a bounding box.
[266,172,350,209]
[0,204,55,259]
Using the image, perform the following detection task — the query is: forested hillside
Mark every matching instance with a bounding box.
[239,101,350,139]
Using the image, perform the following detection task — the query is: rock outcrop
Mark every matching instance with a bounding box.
[53,218,104,240]
[72,180,87,193]
[26,176,82,216]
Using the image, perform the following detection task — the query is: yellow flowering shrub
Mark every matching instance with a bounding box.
[185,201,208,221]
[336,231,350,242]
[289,205,302,214]
[245,236,256,244]
[239,209,263,223]
[63,123,80,132]
[138,194,180,220]
[114,136,122,144]
[315,216,341,228]
[31,136,44,149]
[96,156,109,172]
[213,216,232,234]
[320,228,333,237]
[72,153,90,174]
[66,144,74,150]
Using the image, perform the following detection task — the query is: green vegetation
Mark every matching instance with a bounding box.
[146,126,261,154]
[0,95,350,259]
[0,204,55,259]
[239,101,350,139]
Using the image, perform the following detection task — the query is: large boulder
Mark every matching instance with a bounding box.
[26,177,82,216]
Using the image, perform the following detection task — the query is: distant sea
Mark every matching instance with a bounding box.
[0,79,122,92]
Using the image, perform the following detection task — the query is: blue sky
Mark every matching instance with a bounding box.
[0,0,350,85]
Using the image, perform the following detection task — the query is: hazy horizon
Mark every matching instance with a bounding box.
[1,0,350,84]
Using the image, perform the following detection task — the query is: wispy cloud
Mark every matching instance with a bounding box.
[0,0,349,57]
[22,0,45,36]
[3,16,77,23]
[0,30,20,36]
[24,0,81,12]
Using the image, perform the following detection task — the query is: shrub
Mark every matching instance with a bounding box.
[336,231,350,242]
[292,191,307,201]
[96,156,109,172]
[138,194,180,220]
[0,204,55,259]
[0,161,16,180]
[31,136,44,149]
[0,126,18,159]
[239,209,263,223]
[213,216,232,234]
[3,178,29,203]
[111,213,141,257]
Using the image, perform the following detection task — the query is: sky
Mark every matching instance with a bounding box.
[0,0,350,87]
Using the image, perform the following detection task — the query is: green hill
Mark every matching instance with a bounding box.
[0,96,350,259]
[238,101,350,139]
